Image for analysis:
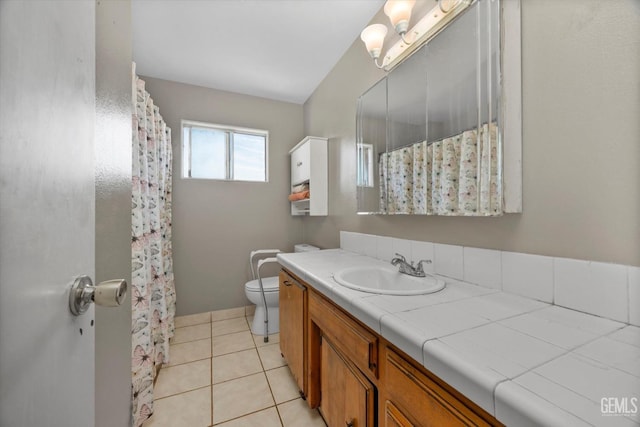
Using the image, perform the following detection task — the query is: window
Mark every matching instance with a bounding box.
[181,120,268,182]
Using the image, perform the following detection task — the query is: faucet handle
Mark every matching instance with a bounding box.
[394,253,407,262]
[415,259,432,272]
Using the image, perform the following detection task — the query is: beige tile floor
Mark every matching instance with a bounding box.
[143,307,327,427]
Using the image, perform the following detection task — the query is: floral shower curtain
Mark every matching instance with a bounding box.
[131,64,176,426]
[379,122,501,215]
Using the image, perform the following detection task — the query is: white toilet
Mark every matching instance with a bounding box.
[245,244,319,336]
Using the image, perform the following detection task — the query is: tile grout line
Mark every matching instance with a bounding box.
[248,313,286,426]
[174,321,211,329]
[212,369,265,386]
[163,354,212,368]
[169,314,283,420]
[211,328,251,339]
[166,312,321,427]
[170,336,211,346]
[213,314,271,426]
[274,403,286,427]
[213,405,280,426]
[153,384,211,402]
[212,344,256,358]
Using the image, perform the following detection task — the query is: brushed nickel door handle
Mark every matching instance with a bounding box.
[69,276,127,316]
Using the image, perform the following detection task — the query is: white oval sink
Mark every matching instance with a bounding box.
[333,265,445,296]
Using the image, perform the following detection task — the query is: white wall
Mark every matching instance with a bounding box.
[141,77,305,315]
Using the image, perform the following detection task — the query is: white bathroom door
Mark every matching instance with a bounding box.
[0,1,98,426]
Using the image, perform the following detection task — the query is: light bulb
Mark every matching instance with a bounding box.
[360,24,388,59]
[383,0,416,35]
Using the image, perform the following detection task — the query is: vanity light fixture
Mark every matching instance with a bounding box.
[360,0,466,70]
[383,0,416,44]
[438,0,462,13]
[360,23,388,68]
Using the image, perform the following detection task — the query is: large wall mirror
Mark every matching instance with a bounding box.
[356,0,522,216]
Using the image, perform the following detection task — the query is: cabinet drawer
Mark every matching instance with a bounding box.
[309,291,378,377]
[385,349,492,427]
[291,140,310,185]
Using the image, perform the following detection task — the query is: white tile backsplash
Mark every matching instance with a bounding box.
[434,243,464,280]
[554,258,629,323]
[338,231,636,324]
[463,247,502,289]
[339,231,357,253]
[361,233,378,258]
[340,232,377,257]
[410,240,435,273]
[629,267,640,326]
[348,232,366,255]
[502,252,554,303]
[392,238,412,262]
[376,236,394,262]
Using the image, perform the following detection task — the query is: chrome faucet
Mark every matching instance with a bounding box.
[390,253,432,277]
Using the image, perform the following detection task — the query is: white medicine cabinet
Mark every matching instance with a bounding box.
[289,136,328,216]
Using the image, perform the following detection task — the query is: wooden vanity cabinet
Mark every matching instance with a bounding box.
[308,291,378,378]
[307,290,378,427]
[320,337,375,427]
[278,270,306,395]
[280,268,502,427]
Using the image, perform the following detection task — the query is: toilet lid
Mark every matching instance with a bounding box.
[245,276,279,292]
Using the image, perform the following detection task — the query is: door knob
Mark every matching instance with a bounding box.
[69,275,127,316]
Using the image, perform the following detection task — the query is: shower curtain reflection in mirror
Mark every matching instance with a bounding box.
[357,0,503,216]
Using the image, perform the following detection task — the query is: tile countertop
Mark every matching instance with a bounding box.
[277,249,640,427]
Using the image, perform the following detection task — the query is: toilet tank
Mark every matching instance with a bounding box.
[294,244,320,253]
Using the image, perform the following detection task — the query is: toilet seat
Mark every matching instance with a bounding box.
[245,276,278,293]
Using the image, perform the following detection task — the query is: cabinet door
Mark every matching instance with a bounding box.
[320,337,374,427]
[291,140,311,185]
[279,271,306,394]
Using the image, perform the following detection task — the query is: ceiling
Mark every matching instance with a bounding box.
[132,0,385,105]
